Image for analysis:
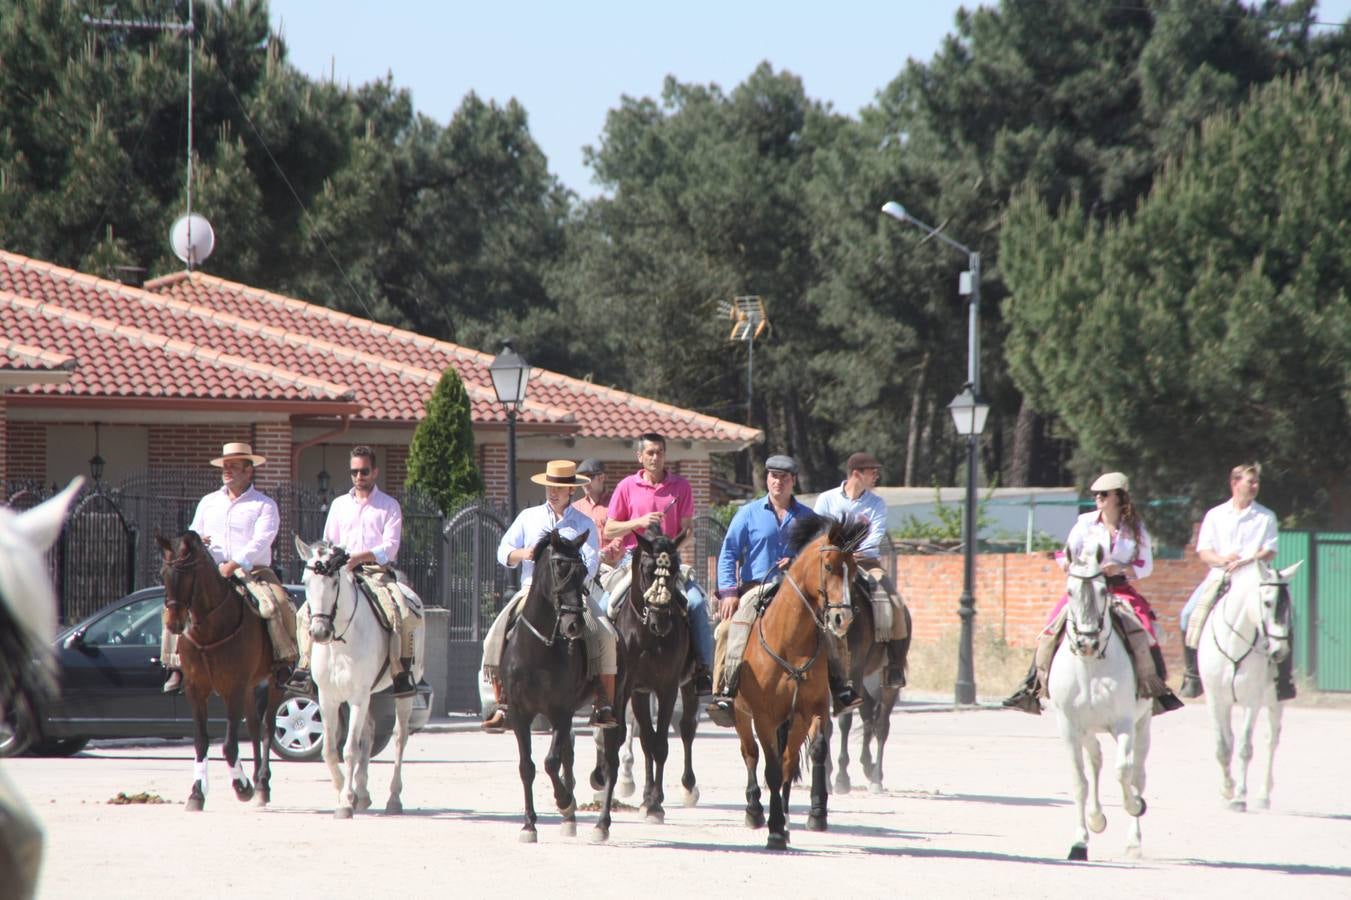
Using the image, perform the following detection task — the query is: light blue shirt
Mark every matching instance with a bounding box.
[497,502,600,586]
[813,484,889,558]
[717,495,814,596]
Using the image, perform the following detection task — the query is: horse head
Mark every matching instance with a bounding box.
[529,528,590,644]
[785,513,865,638]
[1254,560,1301,663]
[294,535,351,644]
[633,528,687,637]
[157,531,216,635]
[1064,544,1110,657]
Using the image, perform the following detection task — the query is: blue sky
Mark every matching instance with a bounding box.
[268,1,1351,200]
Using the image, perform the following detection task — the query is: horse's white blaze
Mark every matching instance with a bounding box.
[1199,560,1295,810]
[1049,547,1151,860]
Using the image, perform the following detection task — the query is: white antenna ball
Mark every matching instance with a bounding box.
[170,213,215,266]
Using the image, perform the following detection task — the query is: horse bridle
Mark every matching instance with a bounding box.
[634,547,683,631]
[305,547,358,643]
[757,541,856,685]
[1212,575,1292,671]
[1064,567,1111,659]
[519,552,589,647]
[162,543,248,654]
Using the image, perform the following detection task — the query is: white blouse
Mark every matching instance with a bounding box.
[1065,509,1153,580]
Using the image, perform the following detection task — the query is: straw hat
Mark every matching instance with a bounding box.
[1090,471,1129,492]
[211,442,267,467]
[530,459,591,487]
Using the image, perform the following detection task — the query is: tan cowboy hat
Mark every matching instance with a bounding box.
[211,442,267,467]
[530,460,590,487]
[1090,471,1129,492]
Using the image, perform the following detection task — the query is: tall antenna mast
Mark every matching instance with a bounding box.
[85,6,214,271]
[716,295,770,425]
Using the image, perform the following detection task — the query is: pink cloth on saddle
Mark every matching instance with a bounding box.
[1045,582,1157,640]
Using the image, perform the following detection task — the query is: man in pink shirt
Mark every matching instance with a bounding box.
[289,445,420,697]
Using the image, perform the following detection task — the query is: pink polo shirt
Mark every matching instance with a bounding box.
[607,468,694,552]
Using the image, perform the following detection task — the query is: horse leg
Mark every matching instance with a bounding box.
[593,718,623,844]
[1256,699,1284,809]
[385,695,413,815]
[1233,702,1259,812]
[1082,734,1106,835]
[1210,696,1237,802]
[763,719,789,850]
[678,679,699,806]
[834,711,852,794]
[318,694,346,803]
[735,709,763,829]
[868,690,898,793]
[807,714,830,832]
[1125,713,1151,857]
[631,692,658,821]
[253,682,281,806]
[643,689,675,824]
[186,695,210,812]
[544,715,577,839]
[1056,715,1090,860]
[514,717,539,843]
[223,690,254,803]
[242,686,266,807]
[1112,716,1144,819]
[352,713,375,813]
[614,698,637,799]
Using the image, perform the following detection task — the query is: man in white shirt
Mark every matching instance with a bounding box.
[1179,462,1287,699]
[813,451,911,689]
[288,445,420,698]
[480,460,618,732]
[162,442,297,692]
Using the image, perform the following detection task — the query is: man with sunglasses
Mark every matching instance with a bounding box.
[480,460,617,732]
[162,442,299,693]
[288,446,421,698]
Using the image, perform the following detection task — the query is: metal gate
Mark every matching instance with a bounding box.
[56,488,137,624]
[1279,530,1351,692]
[440,498,509,712]
[689,514,727,591]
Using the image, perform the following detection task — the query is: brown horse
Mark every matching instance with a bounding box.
[734,513,867,850]
[158,532,284,812]
[832,582,911,794]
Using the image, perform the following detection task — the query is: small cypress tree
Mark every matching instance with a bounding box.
[406,366,483,512]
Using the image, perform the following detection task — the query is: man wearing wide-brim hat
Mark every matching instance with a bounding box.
[480,460,618,732]
[160,442,298,693]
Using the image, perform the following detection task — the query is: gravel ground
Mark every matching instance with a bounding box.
[8,694,1350,899]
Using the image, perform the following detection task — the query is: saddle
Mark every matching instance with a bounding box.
[1037,601,1162,700]
[352,574,395,632]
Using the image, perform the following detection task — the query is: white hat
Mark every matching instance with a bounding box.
[1090,471,1129,492]
[211,442,266,467]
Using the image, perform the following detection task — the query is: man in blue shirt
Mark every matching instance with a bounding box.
[705,455,861,726]
[813,451,910,689]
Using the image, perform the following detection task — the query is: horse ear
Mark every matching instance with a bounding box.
[294,534,312,560]
[1278,559,1304,581]
[568,529,589,551]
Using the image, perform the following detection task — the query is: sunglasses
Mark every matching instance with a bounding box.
[350,467,372,477]
[1094,491,1113,499]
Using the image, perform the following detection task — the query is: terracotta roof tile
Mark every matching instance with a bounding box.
[0,339,77,371]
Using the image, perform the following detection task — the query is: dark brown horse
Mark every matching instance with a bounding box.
[734,513,867,849]
[158,532,283,811]
[832,581,911,794]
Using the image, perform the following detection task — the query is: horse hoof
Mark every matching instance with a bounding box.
[519,829,538,844]
[1068,844,1088,861]
[833,777,851,794]
[868,781,883,795]
[1230,800,1247,813]
[745,811,765,829]
[645,809,665,825]
[682,786,700,807]
[589,769,605,792]
[385,798,403,815]
[1125,844,1142,860]
[617,778,636,799]
[561,821,577,838]
[1253,798,1269,810]
[560,801,577,820]
[356,794,373,813]
[806,815,827,832]
[590,826,610,844]
[1088,811,1107,833]
[234,784,254,803]
[334,806,354,820]
[766,833,788,851]
[1133,797,1148,818]
[185,797,204,813]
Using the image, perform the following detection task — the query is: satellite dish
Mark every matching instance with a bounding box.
[169,213,215,267]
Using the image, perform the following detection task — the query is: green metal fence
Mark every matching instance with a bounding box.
[1277,530,1351,692]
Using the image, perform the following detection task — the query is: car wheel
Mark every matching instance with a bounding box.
[29,736,90,757]
[271,693,334,762]
[0,715,30,758]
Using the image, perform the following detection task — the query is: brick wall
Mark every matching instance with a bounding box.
[7,421,45,482]
[673,458,712,514]
[478,443,508,506]
[0,395,7,500]
[380,443,408,492]
[147,424,247,470]
[893,548,1207,675]
[250,423,292,492]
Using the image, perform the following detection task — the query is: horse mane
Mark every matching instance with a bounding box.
[784,511,868,558]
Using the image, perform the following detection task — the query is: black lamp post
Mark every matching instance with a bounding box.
[88,422,105,484]
[488,340,532,525]
[883,200,987,704]
[947,385,990,705]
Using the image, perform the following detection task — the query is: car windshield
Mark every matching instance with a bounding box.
[83,596,163,647]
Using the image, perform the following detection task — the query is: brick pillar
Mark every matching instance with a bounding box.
[479,443,509,506]
[675,458,712,514]
[251,422,292,492]
[8,421,45,482]
[148,424,242,470]
[381,443,409,492]
[0,395,8,502]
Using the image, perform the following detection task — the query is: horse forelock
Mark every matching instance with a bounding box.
[785,511,830,558]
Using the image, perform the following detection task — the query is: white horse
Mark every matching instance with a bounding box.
[295,537,425,818]
[1047,546,1151,861]
[0,479,82,899]
[1198,559,1299,812]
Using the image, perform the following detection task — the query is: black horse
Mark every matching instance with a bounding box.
[602,528,700,824]
[829,574,912,795]
[501,529,622,843]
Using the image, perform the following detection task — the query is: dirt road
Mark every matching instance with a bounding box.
[9,698,1350,899]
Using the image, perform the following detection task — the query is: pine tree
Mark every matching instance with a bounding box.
[406,366,483,512]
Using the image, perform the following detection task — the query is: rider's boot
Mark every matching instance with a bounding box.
[692,662,714,697]
[706,668,740,728]
[391,656,417,698]
[162,669,183,694]
[284,664,314,695]
[829,672,863,716]
[1002,663,1042,715]
[481,678,509,732]
[590,673,620,729]
[884,639,908,689]
[1276,653,1297,701]
[1149,645,1184,714]
[1180,645,1204,699]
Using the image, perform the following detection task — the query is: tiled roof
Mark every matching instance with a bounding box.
[146,271,762,442]
[0,339,76,372]
[0,250,761,444]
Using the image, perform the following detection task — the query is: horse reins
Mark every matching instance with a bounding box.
[163,548,250,682]
[519,553,588,647]
[634,548,684,632]
[306,548,360,644]
[1064,569,1111,660]
[1211,577,1291,701]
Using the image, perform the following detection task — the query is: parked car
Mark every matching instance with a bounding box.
[0,584,432,761]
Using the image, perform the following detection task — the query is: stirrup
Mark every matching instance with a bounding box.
[590,704,620,729]
[1179,674,1204,699]
[705,697,736,728]
[832,687,863,717]
[390,670,417,698]
[482,706,508,733]
[284,668,314,695]
[1002,687,1041,715]
[162,670,183,694]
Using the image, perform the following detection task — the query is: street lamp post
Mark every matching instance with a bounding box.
[488,340,532,526]
[882,200,988,704]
